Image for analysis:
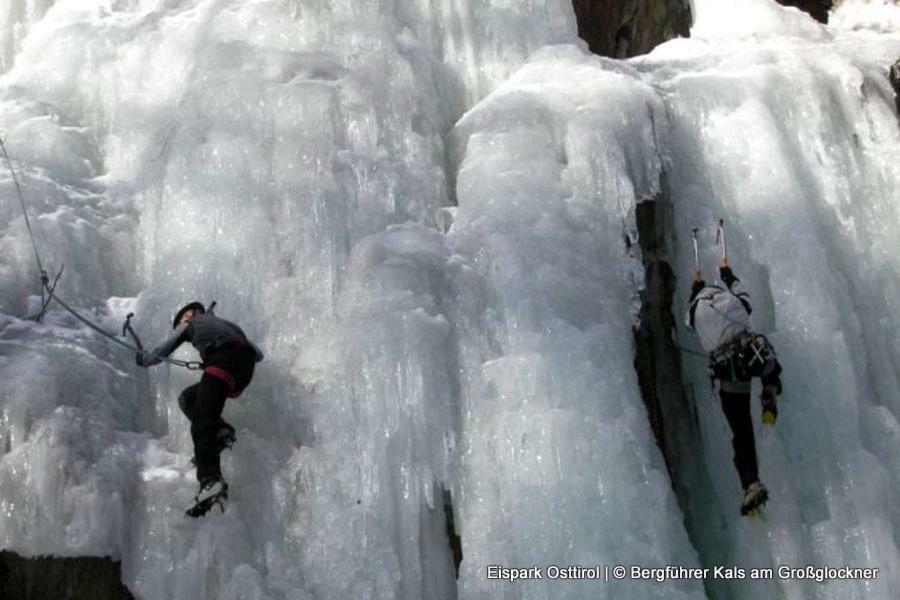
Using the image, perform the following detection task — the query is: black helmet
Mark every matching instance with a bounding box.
[172,301,205,329]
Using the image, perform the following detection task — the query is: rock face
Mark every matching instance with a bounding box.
[572,0,691,58]
[0,551,134,600]
[631,190,732,598]
[630,191,727,591]
[571,1,835,59]
[775,0,833,23]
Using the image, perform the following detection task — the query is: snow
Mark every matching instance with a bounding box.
[0,0,899,599]
[690,0,829,41]
[831,0,900,33]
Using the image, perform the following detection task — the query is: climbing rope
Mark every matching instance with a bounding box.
[1,136,201,370]
[677,343,709,359]
[0,137,58,316]
[1,138,45,276]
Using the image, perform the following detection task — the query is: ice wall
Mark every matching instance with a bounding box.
[2,0,900,599]
[0,0,56,72]
[0,0,577,599]
[447,46,705,599]
[446,0,900,597]
[634,1,900,598]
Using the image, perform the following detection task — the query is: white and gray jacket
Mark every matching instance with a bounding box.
[686,267,752,354]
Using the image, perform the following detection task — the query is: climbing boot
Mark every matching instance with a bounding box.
[741,481,769,516]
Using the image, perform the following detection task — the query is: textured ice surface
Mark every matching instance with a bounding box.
[0,1,578,599]
[0,0,57,72]
[635,2,900,598]
[448,45,703,599]
[0,0,575,599]
[1,0,900,599]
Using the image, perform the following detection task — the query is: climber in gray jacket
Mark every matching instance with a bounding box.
[136,301,264,516]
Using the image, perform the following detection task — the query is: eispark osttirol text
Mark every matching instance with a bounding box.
[486,564,880,583]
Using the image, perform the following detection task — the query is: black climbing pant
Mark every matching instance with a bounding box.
[719,390,759,490]
[178,343,257,482]
[709,337,782,490]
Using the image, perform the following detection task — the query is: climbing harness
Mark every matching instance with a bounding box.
[2,136,201,371]
[743,332,777,371]
[706,332,779,394]
[203,365,241,398]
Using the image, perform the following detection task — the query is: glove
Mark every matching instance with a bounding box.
[761,386,778,425]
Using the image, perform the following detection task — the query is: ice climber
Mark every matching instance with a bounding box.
[136,302,264,516]
[686,258,782,516]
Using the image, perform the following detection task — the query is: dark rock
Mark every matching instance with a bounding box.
[631,181,733,597]
[0,551,134,600]
[571,1,837,59]
[442,488,462,578]
[572,0,692,58]
[632,190,701,490]
[775,0,833,23]
[891,59,900,116]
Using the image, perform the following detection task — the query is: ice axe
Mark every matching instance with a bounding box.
[691,227,700,275]
[716,218,728,262]
[122,313,144,350]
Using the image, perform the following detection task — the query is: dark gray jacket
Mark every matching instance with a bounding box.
[138,314,264,366]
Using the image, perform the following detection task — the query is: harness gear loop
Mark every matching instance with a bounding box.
[706,332,778,395]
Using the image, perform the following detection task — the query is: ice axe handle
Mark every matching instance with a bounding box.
[691,228,700,272]
[122,313,144,351]
[717,219,727,260]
